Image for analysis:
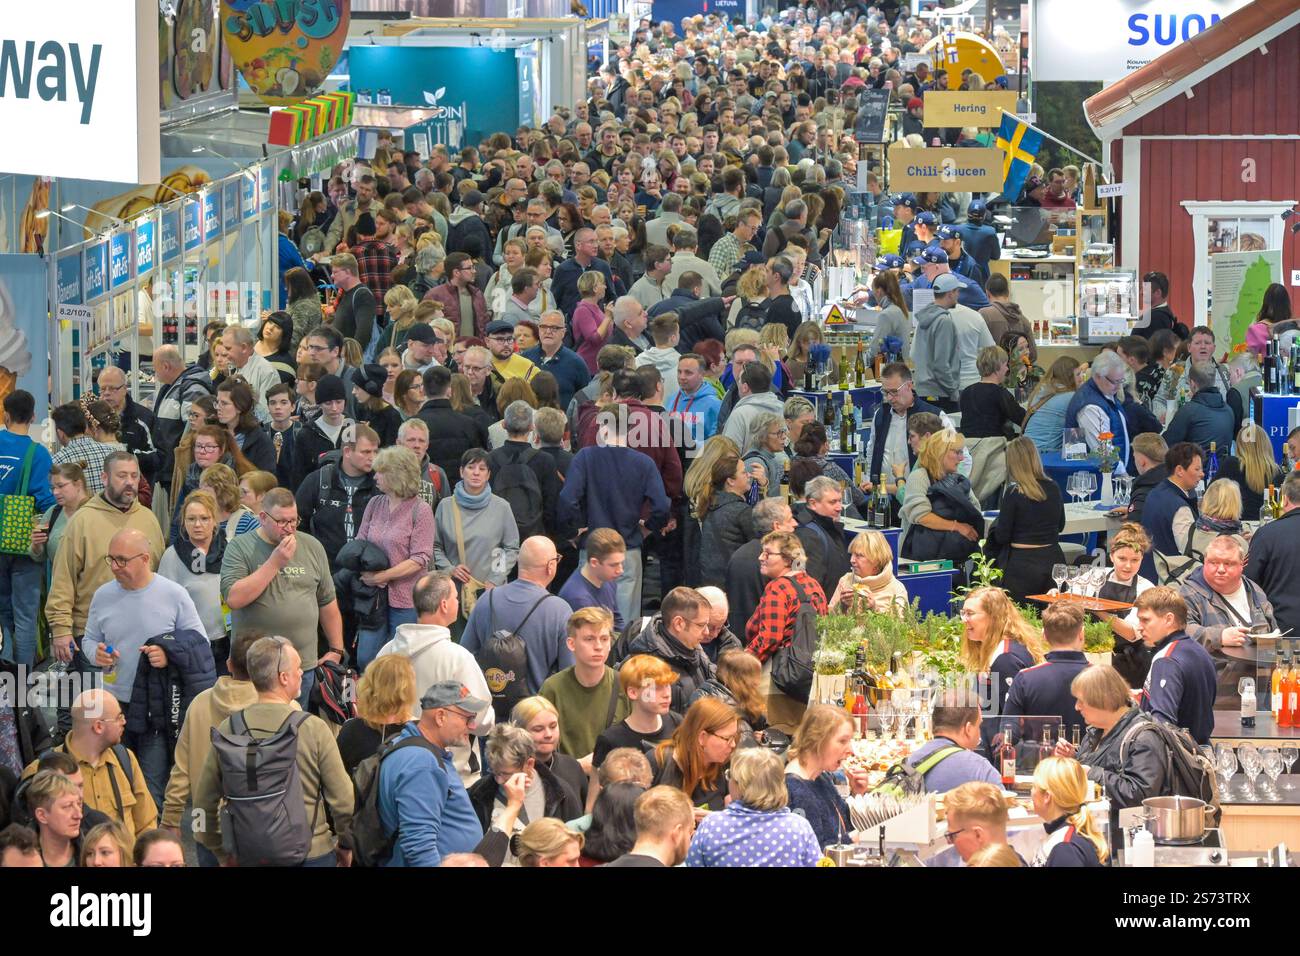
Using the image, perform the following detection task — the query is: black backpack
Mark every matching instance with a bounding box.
[476,590,549,722]
[1119,716,1220,818]
[491,446,545,538]
[768,577,820,704]
[350,734,446,868]
[732,298,769,332]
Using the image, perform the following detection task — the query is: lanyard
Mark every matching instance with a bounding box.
[671,389,699,416]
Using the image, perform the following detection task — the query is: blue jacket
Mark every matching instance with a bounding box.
[0,430,54,512]
[378,722,483,867]
[1162,389,1234,454]
[1141,631,1218,745]
[948,250,989,288]
[558,445,670,548]
[956,222,1001,270]
[1139,478,1198,581]
[905,736,1001,792]
[1065,378,1129,468]
[125,628,216,752]
[905,270,990,311]
[1003,650,1089,739]
[667,384,722,444]
[1023,392,1072,451]
[277,234,306,310]
[522,344,591,410]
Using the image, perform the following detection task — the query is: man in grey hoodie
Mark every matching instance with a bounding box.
[722,362,787,454]
[911,274,964,413]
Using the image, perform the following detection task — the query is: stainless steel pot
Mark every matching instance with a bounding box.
[1142,796,1208,844]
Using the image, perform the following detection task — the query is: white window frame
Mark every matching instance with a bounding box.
[1180,200,1295,328]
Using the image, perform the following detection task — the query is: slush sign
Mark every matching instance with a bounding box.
[0,0,159,183]
[1033,0,1252,84]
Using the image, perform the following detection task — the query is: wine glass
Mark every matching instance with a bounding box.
[1281,746,1297,790]
[1066,567,1081,594]
[1238,745,1262,801]
[1215,744,1238,795]
[875,701,895,741]
[1261,747,1283,801]
[1068,473,1083,505]
[1084,472,1098,502]
[1052,563,1067,594]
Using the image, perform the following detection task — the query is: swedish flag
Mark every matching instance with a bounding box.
[995,113,1044,201]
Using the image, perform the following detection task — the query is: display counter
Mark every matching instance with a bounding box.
[1219,775,1300,853]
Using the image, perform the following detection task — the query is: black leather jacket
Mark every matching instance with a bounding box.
[1074,707,1169,809]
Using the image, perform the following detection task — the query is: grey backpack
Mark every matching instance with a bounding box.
[210,710,318,866]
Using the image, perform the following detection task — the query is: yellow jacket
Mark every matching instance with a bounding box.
[161,677,266,828]
[22,736,158,839]
[45,493,165,639]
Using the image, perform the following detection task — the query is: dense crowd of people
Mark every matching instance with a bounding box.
[0,2,1296,869]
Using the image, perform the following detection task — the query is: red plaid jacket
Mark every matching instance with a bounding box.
[351,239,400,316]
[745,571,827,663]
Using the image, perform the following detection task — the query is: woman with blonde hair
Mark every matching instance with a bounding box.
[828,530,909,616]
[1030,756,1108,866]
[784,704,872,848]
[785,320,824,385]
[374,284,420,353]
[571,270,612,373]
[80,820,134,867]
[354,446,436,671]
[899,429,983,577]
[1023,356,1082,452]
[1190,477,1243,558]
[686,746,821,867]
[650,696,739,812]
[960,586,1047,754]
[335,654,419,774]
[237,469,278,515]
[985,436,1065,601]
[512,818,585,867]
[968,844,1025,867]
[198,463,258,539]
[690,648,767,737]
[1218,420,1286,519]
[511,695,589,807]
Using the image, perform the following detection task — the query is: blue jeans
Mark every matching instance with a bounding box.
[0,553,43,666]
[196,844,220,868]
[124,720,170,816]
[301,850,337,867]
[355,605,419,673]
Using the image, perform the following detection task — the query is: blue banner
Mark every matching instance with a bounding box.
[203,191,221,242]
[243,172,258,220]
[135,220,156,276]
[56,253,82,305]
[184,200,202,252]
[0,255,51,419]
[84,242,108,300]
[109,232,133,290]
[161,207,181,263]
[223,180,242,232]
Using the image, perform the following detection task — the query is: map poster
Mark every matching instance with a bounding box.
[1210,250,1282,356]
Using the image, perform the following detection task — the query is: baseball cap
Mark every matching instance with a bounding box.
[485,319,514,337]
[892,194,917,210]
[934,224,960,241]
[874,254,905,270]
[967,199,988,221]
[914,211,938,227]
[405,323,438,345]
[932,273,964,294]
[420,680,490,714]
[911,245,947,266]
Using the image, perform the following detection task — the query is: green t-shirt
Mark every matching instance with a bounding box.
[219,531,335,667]
[540,666,631,760]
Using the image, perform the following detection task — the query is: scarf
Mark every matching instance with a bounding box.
[1194,514,1241,536]
[175,527,227,575]
[454,481,493,510]
[187,453,235,487]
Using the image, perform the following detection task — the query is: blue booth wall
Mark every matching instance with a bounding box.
[348,46,520,146]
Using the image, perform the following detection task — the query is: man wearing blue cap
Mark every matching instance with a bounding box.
[377,680,489,867]
[956,200,1001,274]
[936,224,989,287]
[892,194,918,255]
[905,246,990,312]
[912,273,963,412]
[913,210,939,248]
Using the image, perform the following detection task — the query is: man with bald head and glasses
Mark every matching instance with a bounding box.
[81,528,207,809]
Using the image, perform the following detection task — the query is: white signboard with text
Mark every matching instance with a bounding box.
[0,0,160,183]
[1033,0,1253,83]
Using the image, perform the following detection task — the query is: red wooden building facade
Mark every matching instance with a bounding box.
[1084,0,1300,330]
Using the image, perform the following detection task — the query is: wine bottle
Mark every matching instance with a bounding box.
[872,473,890,529]
[1040,725,1054,761]
[1206,442,1219,485]
[840,394,856,453]
[854,340,867,387]
[780,462,791,503]
[1275,487,1285,520]
[823,390,835,428]
[852,683,869,739]
[838,347,850,390]
[999,724,1017,786]
[1280,654,1295,728]
[1265,338,1279,393]
[1272,649,1286,723]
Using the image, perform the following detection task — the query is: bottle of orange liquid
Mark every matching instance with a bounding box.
[1280,652,1296,729]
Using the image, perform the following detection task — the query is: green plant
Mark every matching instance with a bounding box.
[955,543,1003,601]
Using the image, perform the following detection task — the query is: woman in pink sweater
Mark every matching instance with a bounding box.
[571,270,613,373]
[355,446,436,671]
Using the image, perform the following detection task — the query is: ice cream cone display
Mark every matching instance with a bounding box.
[18,178,51,254]
[78,166,213,235]
[0,279,32,407]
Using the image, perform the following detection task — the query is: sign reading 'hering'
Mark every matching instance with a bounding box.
[0,0,159,184]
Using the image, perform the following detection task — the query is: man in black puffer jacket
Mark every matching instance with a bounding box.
[417,366,490,480]
[610,588,716,714]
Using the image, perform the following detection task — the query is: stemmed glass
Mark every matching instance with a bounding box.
[1083,472,1098,502]
[1238,745,1262,801]
[1215,744,1238,796]
[876,701,895,741]
[1282,746,1298,790]
[1066,567,1082,594]
[1261,747,1284,802]
[1051,563,1068,594]
[1066,473,1082,505]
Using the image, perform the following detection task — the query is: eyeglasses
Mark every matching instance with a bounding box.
[708,730,738,746]
[943,827,973,844]
[194,443,220,453]
[98,383,126,393]
[539,324,565,332]
[882,384,911,397]
[306,343,330,353]
[261,511,297,530]
[104,553,148,567]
